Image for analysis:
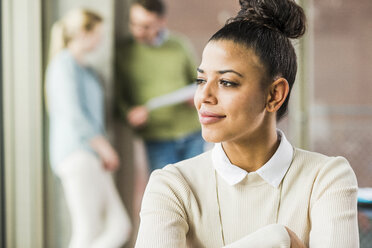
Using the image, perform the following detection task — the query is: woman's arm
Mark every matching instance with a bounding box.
[223,224,306,248]
[223,224,291,248]
[47,61,103,143]
[135,168,189,248]
[309,157,359,247]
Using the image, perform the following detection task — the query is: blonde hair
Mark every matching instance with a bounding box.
[48,8,103,61]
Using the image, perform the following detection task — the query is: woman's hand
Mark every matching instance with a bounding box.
[90,136,120,171]
[285,227,306,248]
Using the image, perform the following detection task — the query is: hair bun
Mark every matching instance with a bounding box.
[229,0,306,39]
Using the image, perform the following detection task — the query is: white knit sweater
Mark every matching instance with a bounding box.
[135,148,359,248]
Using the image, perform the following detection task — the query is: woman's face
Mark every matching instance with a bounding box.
[194,40,270,144]
[82,23,103,52]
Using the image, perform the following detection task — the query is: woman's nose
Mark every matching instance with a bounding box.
[195,80,217,105]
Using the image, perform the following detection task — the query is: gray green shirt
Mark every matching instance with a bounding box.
[115,34,201,140]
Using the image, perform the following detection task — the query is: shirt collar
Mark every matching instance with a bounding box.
[151,28,169,47]
[212,130,293,187]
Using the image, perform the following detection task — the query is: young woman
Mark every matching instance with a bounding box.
[46,8,131,248]
[135,0,359,247]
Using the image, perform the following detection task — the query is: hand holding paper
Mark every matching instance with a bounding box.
[127,105,149,127]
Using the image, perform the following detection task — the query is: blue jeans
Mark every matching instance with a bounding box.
[145,131,205,172]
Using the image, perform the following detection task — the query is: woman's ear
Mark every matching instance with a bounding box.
[265,78,289,113]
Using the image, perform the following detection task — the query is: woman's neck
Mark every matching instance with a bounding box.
[67,42,86,65]
[222,127,279,172]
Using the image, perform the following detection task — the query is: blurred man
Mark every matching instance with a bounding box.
[115,0,204,172]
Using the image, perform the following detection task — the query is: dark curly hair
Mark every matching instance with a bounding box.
[210,0,306,121]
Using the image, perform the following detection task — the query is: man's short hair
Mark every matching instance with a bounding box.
[134,0,166,16]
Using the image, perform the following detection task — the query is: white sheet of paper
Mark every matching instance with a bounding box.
[145,84,197,111]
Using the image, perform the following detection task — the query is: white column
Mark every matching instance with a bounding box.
[2,0,44,247]
[289,0,314,149]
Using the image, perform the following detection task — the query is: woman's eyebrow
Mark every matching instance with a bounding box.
[218,69,244,78]
[197,68,243,78]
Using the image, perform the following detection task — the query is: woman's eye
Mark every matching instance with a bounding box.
[220,80,238,87]
[196,78,206,85]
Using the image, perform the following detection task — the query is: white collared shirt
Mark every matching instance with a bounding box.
[212,130,294,187]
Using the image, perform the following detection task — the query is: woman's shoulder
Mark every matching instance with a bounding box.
[47,50,76,75]
[154,150,212,178]
[51,49,74,64]
[291,148,357,185]
[171,150,212,175]
[293,148,351,168]
[147,150,214,196]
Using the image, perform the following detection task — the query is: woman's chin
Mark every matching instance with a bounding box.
[201,130,223,144]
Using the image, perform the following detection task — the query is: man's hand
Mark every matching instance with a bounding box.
[185,97,195,107]
[127,105,149,127]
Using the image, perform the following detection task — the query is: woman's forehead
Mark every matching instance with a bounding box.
[200,40,264,74]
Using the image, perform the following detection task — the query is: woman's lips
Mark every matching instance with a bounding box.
[198,110,226,125]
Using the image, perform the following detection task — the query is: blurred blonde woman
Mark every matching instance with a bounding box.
[45,8,131,248]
